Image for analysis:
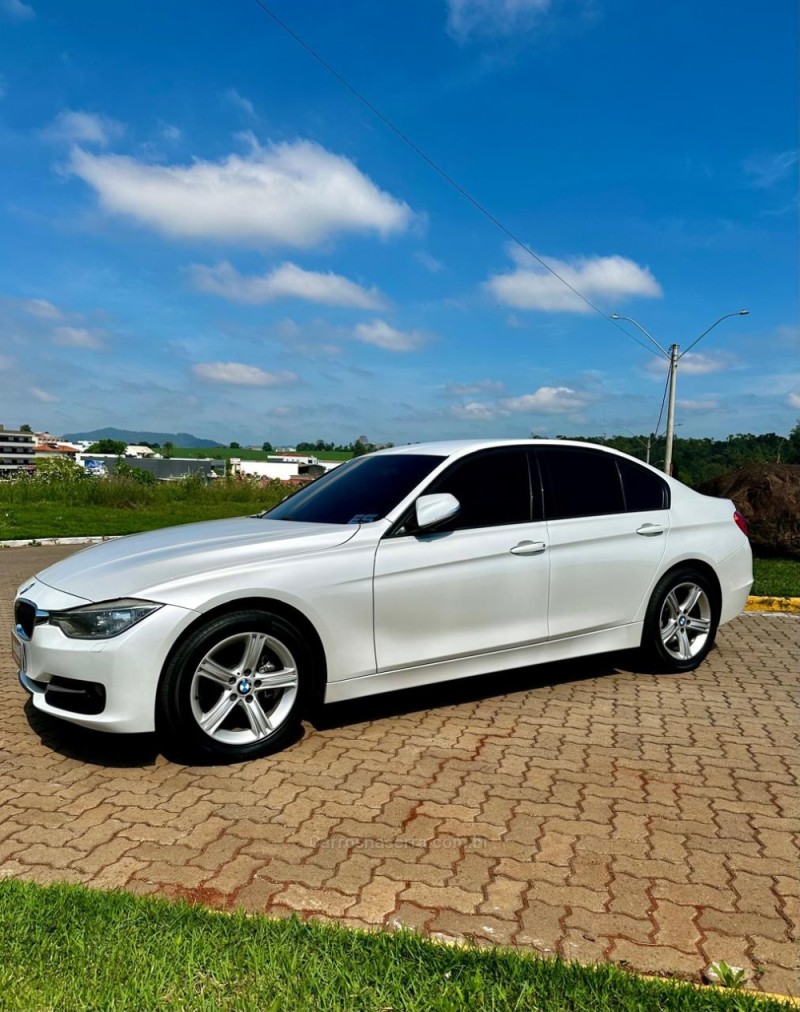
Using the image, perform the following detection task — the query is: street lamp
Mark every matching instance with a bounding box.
[610,310,750,476]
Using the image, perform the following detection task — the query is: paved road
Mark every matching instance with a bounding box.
[1,545,798,995]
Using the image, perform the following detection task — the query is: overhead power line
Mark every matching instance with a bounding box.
[248,0,661,359]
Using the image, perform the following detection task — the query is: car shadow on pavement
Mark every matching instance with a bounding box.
[23,699,162,768]
[21,649,654,767]
[22,698,305,769]
[310,650,637,732]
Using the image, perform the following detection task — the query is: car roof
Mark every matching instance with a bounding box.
[375,438,625,458]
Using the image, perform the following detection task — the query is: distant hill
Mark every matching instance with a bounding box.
[62,427,224,449]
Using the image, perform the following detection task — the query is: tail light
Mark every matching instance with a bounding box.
[733,510,749,537]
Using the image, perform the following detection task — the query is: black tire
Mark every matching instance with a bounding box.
[641,567,720,672]
[157,609,313,761]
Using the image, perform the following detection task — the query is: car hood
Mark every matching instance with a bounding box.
[34,517,360,602]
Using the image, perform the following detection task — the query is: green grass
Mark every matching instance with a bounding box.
[0,880,788,1012]
[751,556,800,598]
[0,475,288,541]
[0,501,270,539]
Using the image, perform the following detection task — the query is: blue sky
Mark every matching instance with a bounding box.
[0,0,797,447]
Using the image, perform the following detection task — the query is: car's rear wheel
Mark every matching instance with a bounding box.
[157,609,312,761]
[642,567,720,672]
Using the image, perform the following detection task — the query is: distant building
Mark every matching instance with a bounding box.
[33,439,79,461]
[77,454,217,481]
[0,425,36,474]
[124,445,156,458]
[229,455,342,482]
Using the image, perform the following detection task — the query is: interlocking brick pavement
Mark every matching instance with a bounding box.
[1,544,798,994]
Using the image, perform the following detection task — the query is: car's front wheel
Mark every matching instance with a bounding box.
[642,567,720,672]
[157,609,312,761]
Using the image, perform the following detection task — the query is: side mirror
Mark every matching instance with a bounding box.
[414,493,460,530]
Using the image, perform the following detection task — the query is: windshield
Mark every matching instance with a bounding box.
[264,453,445,524]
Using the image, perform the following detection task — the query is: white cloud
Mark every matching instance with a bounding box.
[44,109,124,147]
[502,386,588,413]
[415,251,443,273]
[674,352,728,376]
[161,124,182,143]
[1,0,35,21]
[446,379,505,396]
[189,261,385,309]
[52,326,106,349]
[643,351,732,378]
[191,362,298,386]
[788,392,800,410]
[67,140,413,248]
[353,319,427,352]
[451,401,500,421]
[677,399,719,411]
[485,250,662,313]
[451,384,589,420]
[30,386,59,403]
[225,88,256,119]
[743,150,798,189]
[22,298,63,319]
[447,0,550,40]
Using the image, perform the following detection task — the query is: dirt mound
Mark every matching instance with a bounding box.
[696,463,800,559]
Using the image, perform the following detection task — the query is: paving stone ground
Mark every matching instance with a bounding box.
[1,544,798,995]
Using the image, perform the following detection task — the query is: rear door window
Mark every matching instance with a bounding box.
[618,457,670,511]
[538,446,624,519]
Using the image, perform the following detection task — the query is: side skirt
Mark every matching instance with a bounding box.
[324,624,642,704]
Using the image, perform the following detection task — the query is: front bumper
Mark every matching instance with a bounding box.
[14,586,198,733]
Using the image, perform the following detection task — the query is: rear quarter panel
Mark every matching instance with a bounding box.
[655,485,752,625]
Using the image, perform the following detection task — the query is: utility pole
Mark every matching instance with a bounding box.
[663,343,679,476]
[611,311,750,476]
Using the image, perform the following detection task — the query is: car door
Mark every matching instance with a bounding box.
[372,446,550,672]
[537,446,670,639]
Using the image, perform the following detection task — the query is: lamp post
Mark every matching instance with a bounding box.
[619,427,652,464]
[610,310,750,475]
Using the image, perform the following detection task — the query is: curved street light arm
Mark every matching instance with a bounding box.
[679,310,750,358]
[609,315,669,357]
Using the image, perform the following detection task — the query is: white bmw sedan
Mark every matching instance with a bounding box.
[13,440,752,762]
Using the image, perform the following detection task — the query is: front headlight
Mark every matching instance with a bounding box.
[48,599,162,639]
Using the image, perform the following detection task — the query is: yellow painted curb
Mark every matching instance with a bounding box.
[746,595,800,614]
[637,973,800,1007]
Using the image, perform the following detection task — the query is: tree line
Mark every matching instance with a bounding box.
[560,426,800,486]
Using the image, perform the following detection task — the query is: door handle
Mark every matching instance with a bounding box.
[636,523,664,536]
[510,540,547,555]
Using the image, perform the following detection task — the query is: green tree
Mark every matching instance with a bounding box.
[86,439,127,455]
[785,422,800,464]
[19,424,32,433]
[34,457,86,484]
[230,441,241,450]
[262,441,274,453]
[162,441,174,459]
[114,460,157,485]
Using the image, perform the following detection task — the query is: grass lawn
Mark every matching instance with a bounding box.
[751,556,800,598]
[0,501,269,540]
[0,880,789,1012]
